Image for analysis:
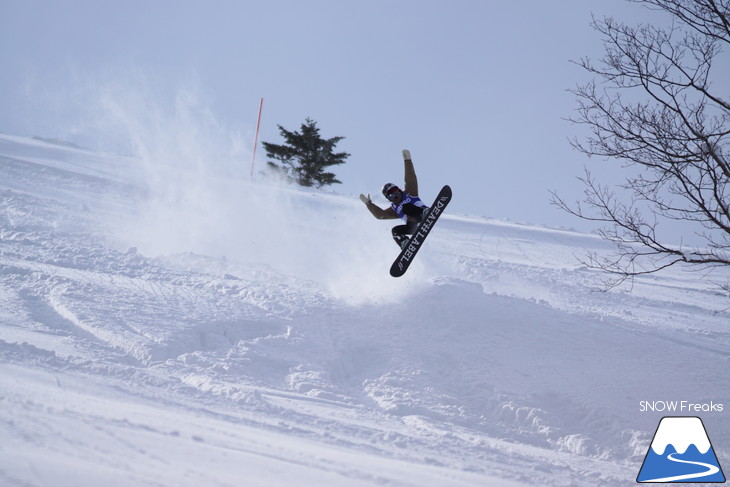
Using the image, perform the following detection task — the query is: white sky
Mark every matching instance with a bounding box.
[0,0,704,232]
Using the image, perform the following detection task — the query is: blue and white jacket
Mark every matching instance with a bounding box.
[391,193,427,222]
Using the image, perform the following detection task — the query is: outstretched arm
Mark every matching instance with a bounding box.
[402,149,418,196]
[359,193,399,219]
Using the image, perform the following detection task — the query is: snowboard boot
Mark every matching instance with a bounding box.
[392,232,410,250]
[421,207,430,221]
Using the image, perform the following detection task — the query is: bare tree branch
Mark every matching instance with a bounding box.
[557,0,730,285]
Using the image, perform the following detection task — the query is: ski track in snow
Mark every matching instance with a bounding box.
[0,133,728,486]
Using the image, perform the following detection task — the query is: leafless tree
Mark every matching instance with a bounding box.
[554,0,730,288]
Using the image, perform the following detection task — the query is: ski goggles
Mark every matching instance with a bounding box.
[385,186,401,201]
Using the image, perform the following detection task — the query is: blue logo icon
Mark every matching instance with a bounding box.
[637,416,725,483]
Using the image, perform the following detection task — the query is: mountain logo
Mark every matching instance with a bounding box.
[637,416,725,483]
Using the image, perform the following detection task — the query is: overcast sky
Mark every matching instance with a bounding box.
[0,0,707,232]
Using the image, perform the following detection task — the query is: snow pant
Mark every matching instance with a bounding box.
[391,203,429,247]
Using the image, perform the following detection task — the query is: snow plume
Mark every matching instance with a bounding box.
[59,75,417,304]
[92,83,252,254]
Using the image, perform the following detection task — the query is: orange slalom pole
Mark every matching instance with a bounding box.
[250,97,264,178]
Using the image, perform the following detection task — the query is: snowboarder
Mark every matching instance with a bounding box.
[360,150,430,249]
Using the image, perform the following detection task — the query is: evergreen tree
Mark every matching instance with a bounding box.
[262,118,349,188]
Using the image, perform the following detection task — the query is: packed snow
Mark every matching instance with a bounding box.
[1,132,728,486]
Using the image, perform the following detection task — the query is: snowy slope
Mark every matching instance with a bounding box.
[1,133,728,486]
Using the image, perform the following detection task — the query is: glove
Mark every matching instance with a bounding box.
[359,193,371,205]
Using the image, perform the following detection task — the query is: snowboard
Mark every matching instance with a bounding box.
[390,185,452,277]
